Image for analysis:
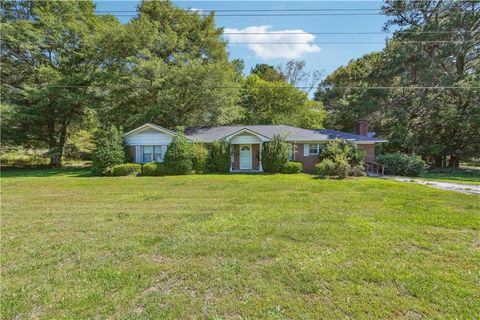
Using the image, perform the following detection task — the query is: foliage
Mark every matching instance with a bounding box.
[240,75,326,128]
[111,163,142,176]
[315,1,480,167]
[316,157,349,179]
[277,59,322,93]
[207,141,231,173]
[316,159,336,177]
[348,165,367,177]
[250,63,286,82]
[281,161,303,174]
[99,1,242,130]
[0,149,50,168]
[261,135,289,173]
[91,126,126,176]
[1,1,132,166]
[142,162,167,176]
[164,135,192,175]
[190,142,209,173]
[377,153,427,177]
[321,139,366,168]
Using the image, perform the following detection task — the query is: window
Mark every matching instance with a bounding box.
[143,146,152,163]
[142,145,163,163]
[288,144,295,160]
[309,144,320,155]
[153,146,162,162]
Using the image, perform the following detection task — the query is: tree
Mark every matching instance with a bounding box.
[240,75,326,128]
[250,64,286,82]
[277,59,323,93]
[91,126,126,176]
[1,0,130,166]
[315,0,480,167]
[99,1,242,131]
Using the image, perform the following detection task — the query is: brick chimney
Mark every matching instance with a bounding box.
[355,120,368,136]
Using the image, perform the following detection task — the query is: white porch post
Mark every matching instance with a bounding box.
[259,143,263,172]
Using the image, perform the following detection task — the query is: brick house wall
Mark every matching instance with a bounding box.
[252,144,260,170]
[232,144,240,170]
[293,143,320,173]
[129,145,136,162]
[358,144,375,163]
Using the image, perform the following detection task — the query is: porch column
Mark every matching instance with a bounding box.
[259,143,263,172]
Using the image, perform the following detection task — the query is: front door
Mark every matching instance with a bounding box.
[239,145,252,170]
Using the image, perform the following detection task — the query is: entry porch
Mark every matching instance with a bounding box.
[230,143,263,172]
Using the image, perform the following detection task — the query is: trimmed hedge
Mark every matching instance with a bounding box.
[207,141,231,173]
[142,162,166,176]
[377,153,426,176]
[111,163,142,176]
[261,134,289,173]
[282,161,303,174]
[191,142,208,173]
[164,135,192,175]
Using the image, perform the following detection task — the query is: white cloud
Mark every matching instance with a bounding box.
[224,26,320,59]
[188,8,203,14]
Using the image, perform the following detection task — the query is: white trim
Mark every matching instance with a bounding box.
[259,143,263,172]
[224,128,271,142]
[124,123,193,141]
[135,146,141,163]
[304,144,309,157]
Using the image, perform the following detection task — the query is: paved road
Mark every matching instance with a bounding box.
[388,177,480,195]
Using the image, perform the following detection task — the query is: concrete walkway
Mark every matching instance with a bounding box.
[384,176,480,195]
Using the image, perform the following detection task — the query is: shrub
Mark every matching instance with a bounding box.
[261,134,289,173]
[207,141,231,173]
[164,135,192,175]
[91,126,126,176]
[333,156,349,179]
[281,161,303,174]
[348,165,367,177]
[321,139,366,167]
[315,157,349,179]
[377,153,426,176]
[191,142,208,173]
[111,163,141,176]
[316,159,336,177]
[142,162,166,176]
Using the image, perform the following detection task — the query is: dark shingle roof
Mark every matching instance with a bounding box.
[184,125,386,143]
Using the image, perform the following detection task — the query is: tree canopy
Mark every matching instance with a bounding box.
[315,0,480,166]
[241,75,326,128]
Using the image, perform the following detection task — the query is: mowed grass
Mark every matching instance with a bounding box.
[1,169,479,319]
[420,167,480,185]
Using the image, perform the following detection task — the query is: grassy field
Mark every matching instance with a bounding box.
[1,168,479,319]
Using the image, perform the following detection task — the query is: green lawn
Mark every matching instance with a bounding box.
[419,167,480,185]
[1,169,479,319]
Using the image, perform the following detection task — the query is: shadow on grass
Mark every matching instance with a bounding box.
[1,166,93,178]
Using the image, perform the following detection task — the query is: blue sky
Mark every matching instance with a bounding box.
[95,1,391,77]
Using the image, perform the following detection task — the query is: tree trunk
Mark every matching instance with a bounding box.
[49,124,68,167]
[434,156,443,167]
[448,155,460,168]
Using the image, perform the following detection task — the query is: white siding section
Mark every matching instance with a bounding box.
[135,146,141,163]
[230,134,262,144]
[304,144,309,156]
[125,130,174,145]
